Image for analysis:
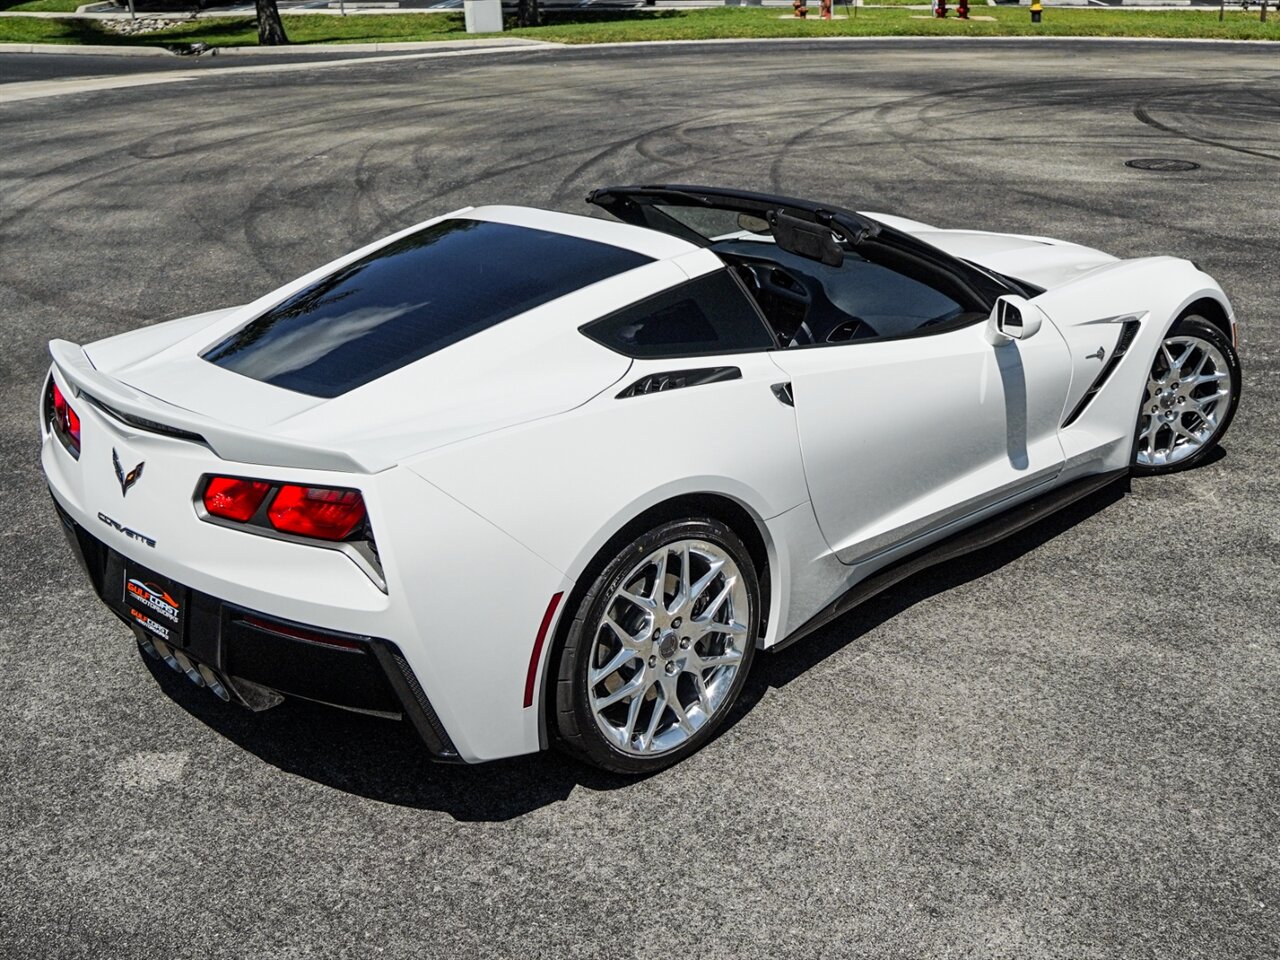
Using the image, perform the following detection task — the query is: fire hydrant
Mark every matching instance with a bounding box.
[1030,0,1042,21]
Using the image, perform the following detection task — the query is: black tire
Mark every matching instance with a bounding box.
[1132,314,1241,476]
[554,517,760,775]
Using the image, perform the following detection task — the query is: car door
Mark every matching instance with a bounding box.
[771,310,1072,565]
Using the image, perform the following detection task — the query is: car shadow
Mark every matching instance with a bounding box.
[149,477,1140,822]
[143,654,637,821]
[734,481,1130,705]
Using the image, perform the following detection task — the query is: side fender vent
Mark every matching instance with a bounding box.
[616,366,741,399]
[1061,319,1141,428]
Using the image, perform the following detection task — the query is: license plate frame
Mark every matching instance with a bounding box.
[121,562,188,647]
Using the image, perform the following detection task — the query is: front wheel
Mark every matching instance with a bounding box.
[1133,315,1241,474]
[554,518,760,775]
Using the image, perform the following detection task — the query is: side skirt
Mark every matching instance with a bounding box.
[771,468,1129,653]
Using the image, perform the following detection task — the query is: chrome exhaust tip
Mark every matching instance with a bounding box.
[197,663,231,702]
[152,638,181,673]
[171,648,205,687]
[138,633,161,660]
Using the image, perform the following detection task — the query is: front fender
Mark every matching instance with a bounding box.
[1035,257,1232,472]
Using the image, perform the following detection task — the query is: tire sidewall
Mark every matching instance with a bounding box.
[555,517,760,775]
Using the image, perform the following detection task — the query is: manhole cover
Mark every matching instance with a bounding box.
[1125,158,1201,172]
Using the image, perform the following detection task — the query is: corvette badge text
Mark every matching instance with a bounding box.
[98,512,156,548]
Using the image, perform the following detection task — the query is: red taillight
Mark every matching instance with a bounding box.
[268,484,366,541]
[203,476,271,522]
[67,405,81,447]
[49,380,81,456]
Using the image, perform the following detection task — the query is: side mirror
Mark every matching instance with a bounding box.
[985,295,1041,345]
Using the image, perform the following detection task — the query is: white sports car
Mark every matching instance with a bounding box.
[41,185,1241,773]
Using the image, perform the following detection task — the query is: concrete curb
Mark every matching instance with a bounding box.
[0,30,1273,58]
[0,36,552,56]
[571,32,1279,45]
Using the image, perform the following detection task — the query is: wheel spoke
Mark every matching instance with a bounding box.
[1173,420,1203,446]
[622,691,645,744]
[695,647,743,670]
[593,672,647,710]
[650,548,669,612]
[1189,371,1228,387]
[1194,389,1228,412]
[692,673,712,715]
[619,588,656,612]
[641,686,667,748]
[590,647,639,686]
[1139,416,1160,444]
[667,688,696,735]
[602,615,647,650]
[670,541,692,612]
[688,558,726,613]
[1171,341,1196,373]
[693,577,735,625]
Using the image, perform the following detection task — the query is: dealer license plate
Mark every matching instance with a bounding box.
[122,563,187,646]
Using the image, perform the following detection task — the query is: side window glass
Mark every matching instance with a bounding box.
[582,271,775,359]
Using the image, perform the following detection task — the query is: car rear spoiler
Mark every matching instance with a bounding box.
[49,340,377,474]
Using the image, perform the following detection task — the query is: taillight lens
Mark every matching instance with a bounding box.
[48,379,81,457]
[203,476,271,522]
[268,484,366,541]
[198,475,368,544]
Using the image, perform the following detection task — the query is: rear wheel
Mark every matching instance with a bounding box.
[1133,315,1240,474]
[554,518,759,774]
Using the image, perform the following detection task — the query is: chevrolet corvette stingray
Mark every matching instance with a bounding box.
[40,185,1241,773]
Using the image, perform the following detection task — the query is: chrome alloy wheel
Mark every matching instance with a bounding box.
[1136,335,1234,468]
[587,539,750,756]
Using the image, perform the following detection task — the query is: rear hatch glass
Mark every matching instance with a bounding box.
[203,218,652,398]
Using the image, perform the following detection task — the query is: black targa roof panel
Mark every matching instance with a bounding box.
[203,218,654,398]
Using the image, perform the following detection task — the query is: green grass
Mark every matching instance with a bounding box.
[0,15,108,41]
[1,6,1277,48]
[0,0,84,12]
[520,6,1280,41]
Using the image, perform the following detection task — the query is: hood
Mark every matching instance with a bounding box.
[863,213,1118,291]
[905,229,1117,291]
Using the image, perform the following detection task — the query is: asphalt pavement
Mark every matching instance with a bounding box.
[1,39,1277,960]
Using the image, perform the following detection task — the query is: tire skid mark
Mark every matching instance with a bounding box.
[1133,100,1280,164]
[858,77,1274,246]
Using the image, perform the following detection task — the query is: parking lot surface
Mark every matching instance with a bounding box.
[1,39,1277,959]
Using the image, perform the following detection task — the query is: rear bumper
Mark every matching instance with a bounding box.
[52,495,461,761]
